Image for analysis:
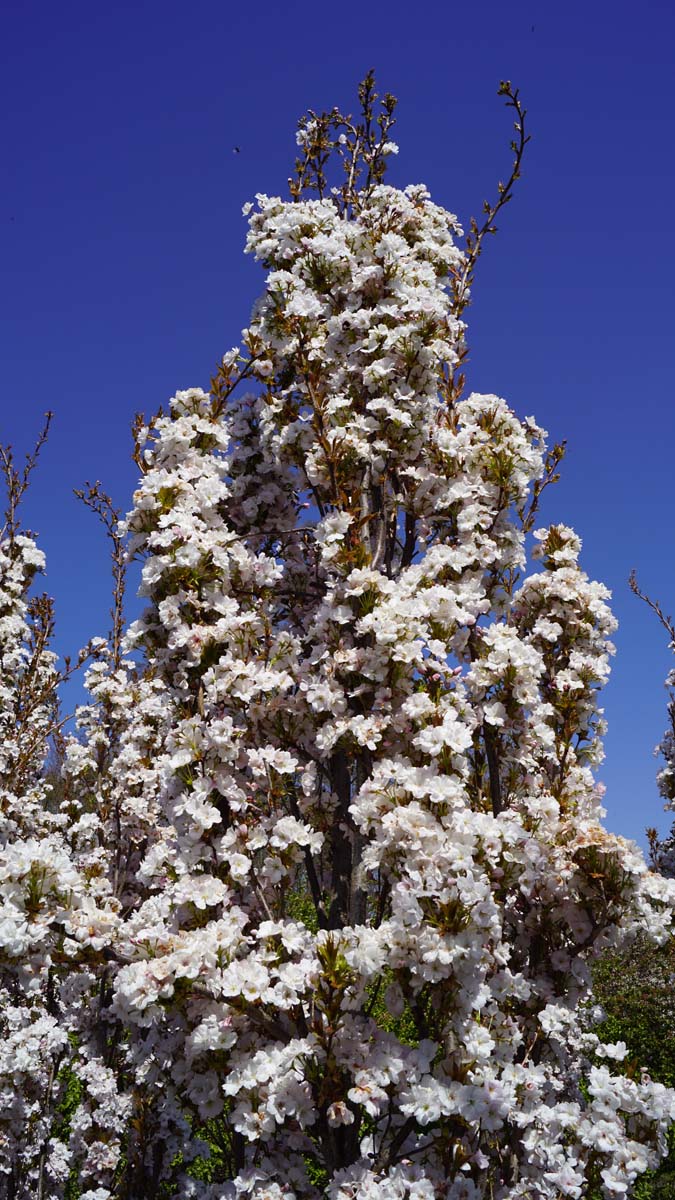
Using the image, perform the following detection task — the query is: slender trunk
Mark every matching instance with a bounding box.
[327,750,368,928]
[483,722,502,816]
[327,750,353,929]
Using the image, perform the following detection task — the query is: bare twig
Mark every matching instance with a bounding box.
[74,482,126,668]
[629,571,675,642]
[449,82,531,402]
[289,69,397,214]
[519,441,566,534]
[0,411,53,545]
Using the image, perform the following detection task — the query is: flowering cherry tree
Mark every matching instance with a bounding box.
[2,75,675,1200]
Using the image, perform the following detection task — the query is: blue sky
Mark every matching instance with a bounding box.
[3,0,675,847]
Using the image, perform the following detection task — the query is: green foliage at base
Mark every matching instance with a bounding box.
[54,1059,83,1200]
[591,933,675,1198]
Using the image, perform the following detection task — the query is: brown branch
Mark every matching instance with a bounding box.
[449,82,530,402]
[0,411,53,545]
[520,441,566,534]
[629,570,675,642]
[483,722,503,817]
[74,481,127,669]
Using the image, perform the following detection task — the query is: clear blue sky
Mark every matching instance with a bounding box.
[3,0,675,848]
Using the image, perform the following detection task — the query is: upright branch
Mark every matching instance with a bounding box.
[630,569,675,642]
[289,67,398,212]
[449,81,530,402]
[0,423,104,776]
[631,570,675,824]
[74,481,127,669]
[0,411,53,547]
[519,438,567,534]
